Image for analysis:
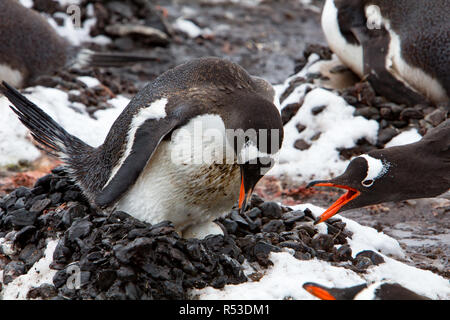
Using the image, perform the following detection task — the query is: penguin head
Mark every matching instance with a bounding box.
[308,154,391,224]
[303,282,368,300]
[225,92,284,214]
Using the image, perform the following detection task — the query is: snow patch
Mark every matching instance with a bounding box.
[0,86,128,166]
[1,239,59,300]
[385,128,422,148]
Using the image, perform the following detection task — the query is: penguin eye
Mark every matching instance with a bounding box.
[362,179,374,187]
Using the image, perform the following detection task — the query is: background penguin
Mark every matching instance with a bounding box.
[0,0,157,88]
[303,281,431,300]
[308,119,450,224]
[321,0,450,106]
[0,57,284,238]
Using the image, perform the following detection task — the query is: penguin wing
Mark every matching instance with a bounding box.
[95,101,198,208]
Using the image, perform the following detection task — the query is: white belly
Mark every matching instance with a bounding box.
[321,0,364,77]
[115,114,241,232]
[384,25,448,104]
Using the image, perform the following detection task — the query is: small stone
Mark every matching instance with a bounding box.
[354,255,373,270]
[425,109,447,126]
[400,108,423,120]
[67,218,92,241]
[311,234,334,251]
[29,198,51,214]
[377,127,398,146]
[18,244,43,267]
[246,208,262,219]
[355,250,385,265]
[296,123,306,133]
[259,202,282,219]
[336,244,352,261]
[294,139,311,151]
[6,208,37,227]
[3,261,26,284]
[13,225,37,247]
[311,105,327,115]
[27,283,58,299]
[221,219,238,234]
[261,220,284,233]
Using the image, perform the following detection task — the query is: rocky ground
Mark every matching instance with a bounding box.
[0,0,448,299]
[1,166,385,299]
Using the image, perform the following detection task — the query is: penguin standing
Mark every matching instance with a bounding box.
[0,0,157,88]
[321,0,450,106]
[308,119,450,224]
[1,57,283,238]
[303,281,431,300]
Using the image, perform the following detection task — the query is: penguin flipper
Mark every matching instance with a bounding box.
[95,102,197,208]
[351,26,430,107]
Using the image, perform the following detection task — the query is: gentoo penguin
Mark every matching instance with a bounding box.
[308,119,450,224]
[1,57,283,238]
[321,0,450,106]
[303,281,431,300]
[0,0,156,88]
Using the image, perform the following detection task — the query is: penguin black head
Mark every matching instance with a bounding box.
[227,92,284,214]
[308,119,450,224]
[308,154,391,224]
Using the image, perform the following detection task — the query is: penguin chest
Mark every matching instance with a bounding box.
[321,0,364,77]
[115,114,241,231]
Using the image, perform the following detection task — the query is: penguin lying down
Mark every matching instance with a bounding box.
[309,119,450,224]
[1,57,284,239]
[303,281,430,300]
[0,0,158,88]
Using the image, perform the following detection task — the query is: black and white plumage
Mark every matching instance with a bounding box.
[303,281,430,300]
[308,119,450,224]
[1,57,283,238]
[0,0,156,88]
[321,0,450,106]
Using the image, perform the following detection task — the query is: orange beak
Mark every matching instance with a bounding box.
[310,182,360,224]
[303,283,336,300]
[238,175,253,214]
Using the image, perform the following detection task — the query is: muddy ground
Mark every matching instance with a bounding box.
[1,0,448,278]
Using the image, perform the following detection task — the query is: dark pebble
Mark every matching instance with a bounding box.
[259,202,282,219]
[29,198,51,214]
[294,139,311,151]
[355,250,385,265]
[6,208,37,227]
[67,218,92,241]
[311,234,334,251]
[311,105,327,115]
[26,283,58,299]
[3,261,26,284]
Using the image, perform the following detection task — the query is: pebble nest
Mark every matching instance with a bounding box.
[0,167,385,300]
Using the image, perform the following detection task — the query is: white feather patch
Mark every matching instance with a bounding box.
[359,154,389,182]
[103,97,168,188]
[321,0,364,77]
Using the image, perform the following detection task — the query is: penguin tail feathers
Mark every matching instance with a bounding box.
[0,81,92,159]
[75,49,158,68]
